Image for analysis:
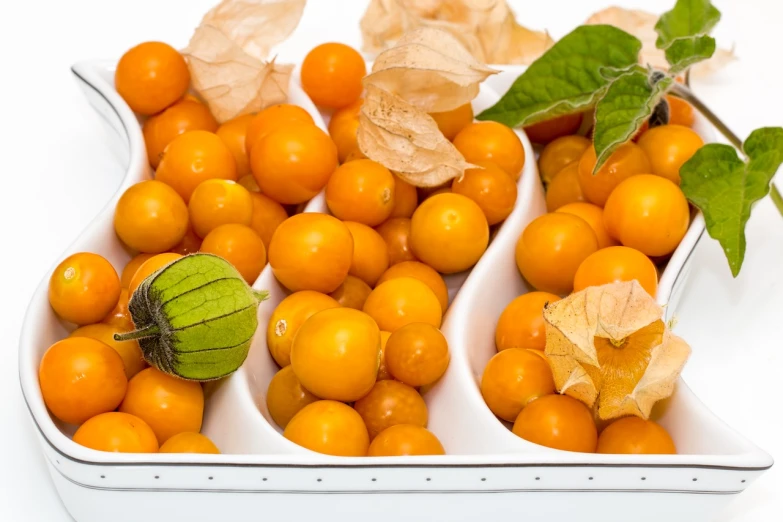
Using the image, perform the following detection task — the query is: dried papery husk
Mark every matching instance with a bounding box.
[544,281,691,421]
[360,0,552,65]
[365,27,498,113]
[466,0,554,65]
[182,0,305,123]
[357,85,476,187]
[585,6,736,78]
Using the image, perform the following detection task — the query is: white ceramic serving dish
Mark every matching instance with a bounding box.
[18,61,771,522]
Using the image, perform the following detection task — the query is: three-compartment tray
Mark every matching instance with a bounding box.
[18,61,772,522]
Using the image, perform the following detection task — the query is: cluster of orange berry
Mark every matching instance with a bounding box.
[40,33,532,456]
[520,96,701,299]
[258,43,526,458]
[473,98,702,454]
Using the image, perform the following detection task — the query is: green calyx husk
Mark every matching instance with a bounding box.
[114,253,268,381]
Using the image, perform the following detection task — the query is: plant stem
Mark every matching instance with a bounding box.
[114,325,160,341]
[671,82,783,218]
[771,183,783,217]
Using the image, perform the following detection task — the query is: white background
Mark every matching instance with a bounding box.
[0,0,781,520]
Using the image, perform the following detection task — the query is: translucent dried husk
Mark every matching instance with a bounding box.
[357,85,475,187]
[182,0,305,123]
[544,281,691,421]
[360,0,553,65]
[585,6,736,78]
[365,27,498,113]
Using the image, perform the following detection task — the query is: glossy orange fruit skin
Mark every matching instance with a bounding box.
[512,394,597,453]
[410,193,489,274]
[545,161,586,211]
[245,104,314,156]
[326,160,396,226]
[429,103,474,141]
[368,425,445,456]
[188,179,253,238]
[114,180,189,253]
[577,142,652,206]
[128,253,182,296]
[159,432,220,454]
[301,43,366,109]
[200,224,267,283]
[121,253,154,289]
[70,323,146,380]
[453,121,526,179]
[267,291,341,368]
[343,221,390,286]
[248,192,288,250]
[556,202,618,249]
[169,224,202,255]
[604,174,690,256]
[143,100,218,168]
[637,124,704,185]
[268,213,354,293]
[364,278,443,332]
[495,292,561,352]
[266,366,319,429]
[515,213,598,295]
[49,253,121,325]
[115,42,189,115]
[102,288,133,331]
[216,114,255,177]
[375,218,416,266]
[452,161,518,225]
[73,412,159,453]
[330,274,373,310]
[354,380,428,439]
[524,113,583,145]
[119,367,204,444]
[250,123,338,205]
[573,246,659,297]
[155,130,238,203]
[597,417,677,454]
[284,400,369,456]
[389,177,418,219]
[376,261,449,314]
[290,308,380,402]
[377,331,393,381]
[481,348,555,422]
[666,95,695,128]
[538,135,591,185]
[384,322,449,387]
[39,337,127,425]
[328,98,363,162]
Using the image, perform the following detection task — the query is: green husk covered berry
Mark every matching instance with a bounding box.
[115,254,268,381]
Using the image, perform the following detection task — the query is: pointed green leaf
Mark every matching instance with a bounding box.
[680,127,783,276]
[476,25,641,127]
[665,35,716,74]
[655,0,721,49]
[593,69,673,173]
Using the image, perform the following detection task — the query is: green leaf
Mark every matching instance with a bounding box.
[655,0,721,49]
[680,128,783,276]
[476,25,641,127]
[593,69,673,173]
[665,35,716,73]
